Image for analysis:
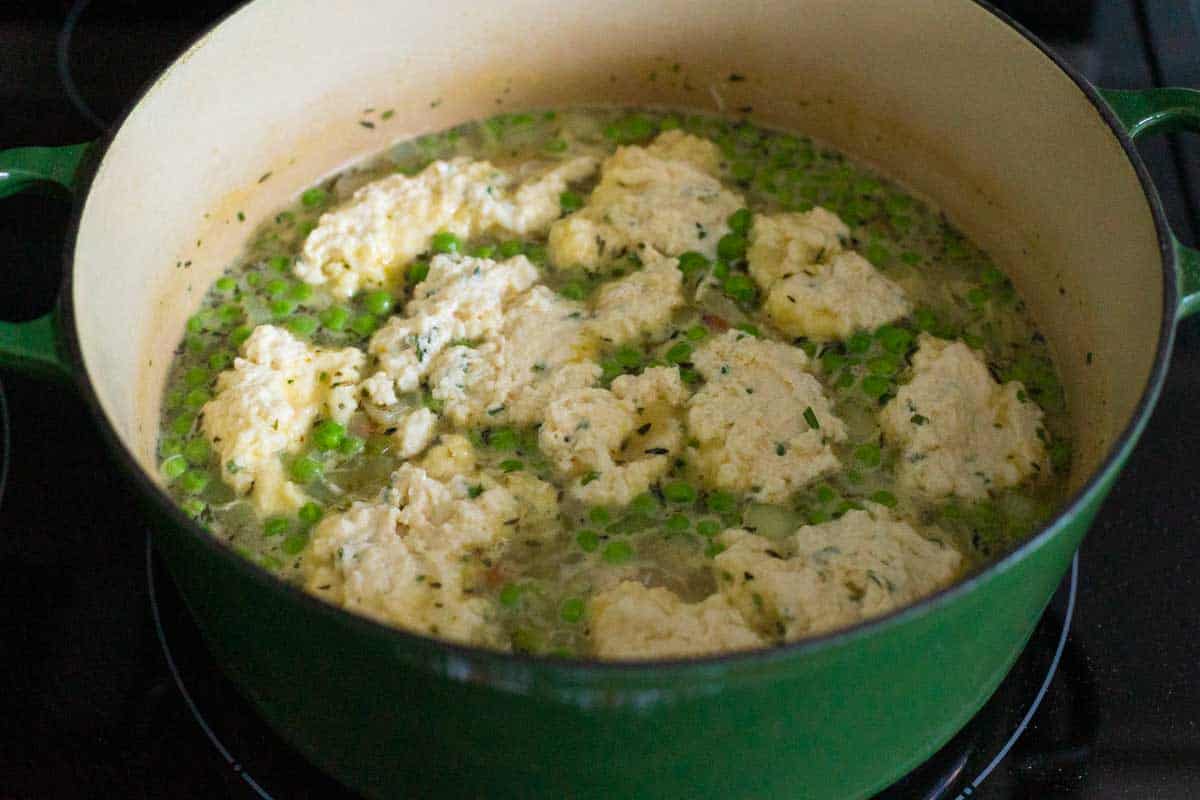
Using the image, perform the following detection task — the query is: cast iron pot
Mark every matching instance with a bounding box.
[1,1,1198,797]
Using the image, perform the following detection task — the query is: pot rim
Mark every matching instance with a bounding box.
[55,0,1180,677]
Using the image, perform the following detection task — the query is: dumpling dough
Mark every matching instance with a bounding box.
[880,334,1048,499]
[304,462,529,646]
[587,250,685,344]
[747,209,910,340]
[201,325,364,515]
[365,253,539,396]
[295,156,597,297]
[687,330,846,503]
[547,131,743,269]
[588,581,764,659]
[539,367,688,506]
[715,505,961,640]
[427,286,601,426]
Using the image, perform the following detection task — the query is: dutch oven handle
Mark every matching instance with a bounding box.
[0,142,92,382]
[1100,88,1200,321]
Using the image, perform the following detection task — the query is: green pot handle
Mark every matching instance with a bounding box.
[1100,88,1200,320]
[0,143,92,381]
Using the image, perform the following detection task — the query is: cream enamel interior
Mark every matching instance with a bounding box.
[70,0,1162,498]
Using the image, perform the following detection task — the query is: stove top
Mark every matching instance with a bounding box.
[2,2,1199,798]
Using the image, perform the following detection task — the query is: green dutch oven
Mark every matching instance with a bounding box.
[1,1,1197,797]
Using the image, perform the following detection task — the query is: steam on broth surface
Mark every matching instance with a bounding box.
[156,109,1071,659]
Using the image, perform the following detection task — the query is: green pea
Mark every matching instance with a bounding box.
[338,435,365,457]
[431,231,461,254]
[727,208,752,235]
[717,233,747,261]
[349,313,379,337]
[214,276,237,293]
[298,502,324,524]
[876,325,913,354]
[664,514,690,533]
[723,274,757,304]
[263,517,289,537]
[836,371,856,389]
[576,529,600,552]
[730,161,755,182]
[184,366,209,388]
[499,583,524,607]
[712,260,730,280]
[184,334,207,354]
[602,540,634,564]
[913,309,938,332]
[821,351,847,373]
[163,389,185,411]
[312,420,346,451]
[860,375,891,399]
[159,436,184,458]
[289,456,323,483]
[867,355,900,377]
[245,272,263,287]
[614,346,643,369]
[207,351,231,372]
[287,282,314,304]
[319,306,350,331]
[179,469,210,495]
[704,540,727,558]
[498,240,524,258]
[301,187,328,208]
[560,191,583,214]
[286,315,319,337]
[685,324,707,341]
[470,244,496,258]
[361,291,393,316]
[522,243,547,265]
[183,388,211,410]
[270,298,298,318]
[182,438,210,466]
[230,325,254,348]
[181,499,206,519]
[604,114,657,144]
[170,412,197,437]
[588,507,610,525]
[559,281,587,301]
[161,455,188,481]
[407,260,431,284]
[864,241,891,266]
[560,597,586,623]
[815,484,837,504]
[696,519,721,537]
[488,428,519,451]
[499,459,524,473]
[854,443,882,468]
[663,481,697,504]
[707,491,737,513]
[966,287,989,307]
[282,531,309,556]
[265,278,290,298]
[268,255,292,272]
[665,342,693,364]
[677,251,710,276]
[807,509,831,525]
[846,331,872,354]
[630,492,659,516]
[869,490,899,508]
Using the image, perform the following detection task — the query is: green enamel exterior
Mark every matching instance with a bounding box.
[1101,88,1200,318]
[0,143,90,380]
[0,86,1191,798]
[148,491,1096,799]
